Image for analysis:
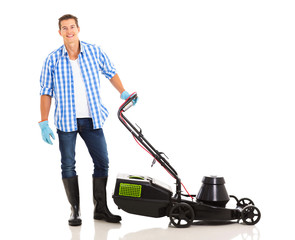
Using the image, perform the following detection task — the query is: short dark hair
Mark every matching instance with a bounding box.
[58,14,79,30]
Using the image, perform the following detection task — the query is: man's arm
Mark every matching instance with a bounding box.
[109,73,125,94]
[40,95,52,121]
[110,73,137,104]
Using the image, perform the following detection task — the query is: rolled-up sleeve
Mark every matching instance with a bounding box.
[40,56,54,97]
[96,46,117,80]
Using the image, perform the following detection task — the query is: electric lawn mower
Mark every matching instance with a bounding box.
[112,93,261,228]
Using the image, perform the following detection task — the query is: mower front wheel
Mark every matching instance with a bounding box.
[169,203,195,228]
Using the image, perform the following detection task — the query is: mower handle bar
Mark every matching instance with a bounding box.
[118,93,182,200]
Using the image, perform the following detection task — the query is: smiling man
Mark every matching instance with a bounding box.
[38,14,136,226]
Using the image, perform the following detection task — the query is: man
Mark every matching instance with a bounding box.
[39,14,136,226]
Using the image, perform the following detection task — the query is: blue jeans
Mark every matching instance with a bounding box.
[57,118,109,179]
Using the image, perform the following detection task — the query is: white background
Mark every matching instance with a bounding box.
[0,0,294,239]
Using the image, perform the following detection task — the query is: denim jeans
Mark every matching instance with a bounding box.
[57,118,109,179]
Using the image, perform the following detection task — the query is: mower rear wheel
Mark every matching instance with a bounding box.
[241,205,261,225]
[169,203,195,228]
[238,198,254,208]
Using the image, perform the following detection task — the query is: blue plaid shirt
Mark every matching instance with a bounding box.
[40,41,116,132]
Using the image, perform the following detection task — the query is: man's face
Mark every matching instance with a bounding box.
[58,19,80,44]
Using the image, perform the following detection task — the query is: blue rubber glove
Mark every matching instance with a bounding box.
[38,120,55,145]
[120,91,138,105]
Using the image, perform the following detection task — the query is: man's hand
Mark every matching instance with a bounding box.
[38,120,55,145]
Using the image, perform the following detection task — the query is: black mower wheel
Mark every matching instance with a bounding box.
[241,205,261,225]
[169,203,195,228]
[237,198,254,208]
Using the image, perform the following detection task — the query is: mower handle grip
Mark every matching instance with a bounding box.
[119,92,138,112]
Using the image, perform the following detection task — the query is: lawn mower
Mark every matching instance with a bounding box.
[112,93,261,228]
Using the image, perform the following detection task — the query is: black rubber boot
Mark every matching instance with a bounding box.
[62,176,82,226]
[93,177,121,223]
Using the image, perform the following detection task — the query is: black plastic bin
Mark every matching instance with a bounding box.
[113,174,172,218]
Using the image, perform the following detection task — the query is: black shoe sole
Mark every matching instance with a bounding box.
[94,215,121,223]
[69,219,82,226]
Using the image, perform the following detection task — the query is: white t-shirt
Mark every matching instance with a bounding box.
[70,59,91,118]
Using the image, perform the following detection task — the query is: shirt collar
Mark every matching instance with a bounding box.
[80,41,85,54]
[62,41,84,56]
